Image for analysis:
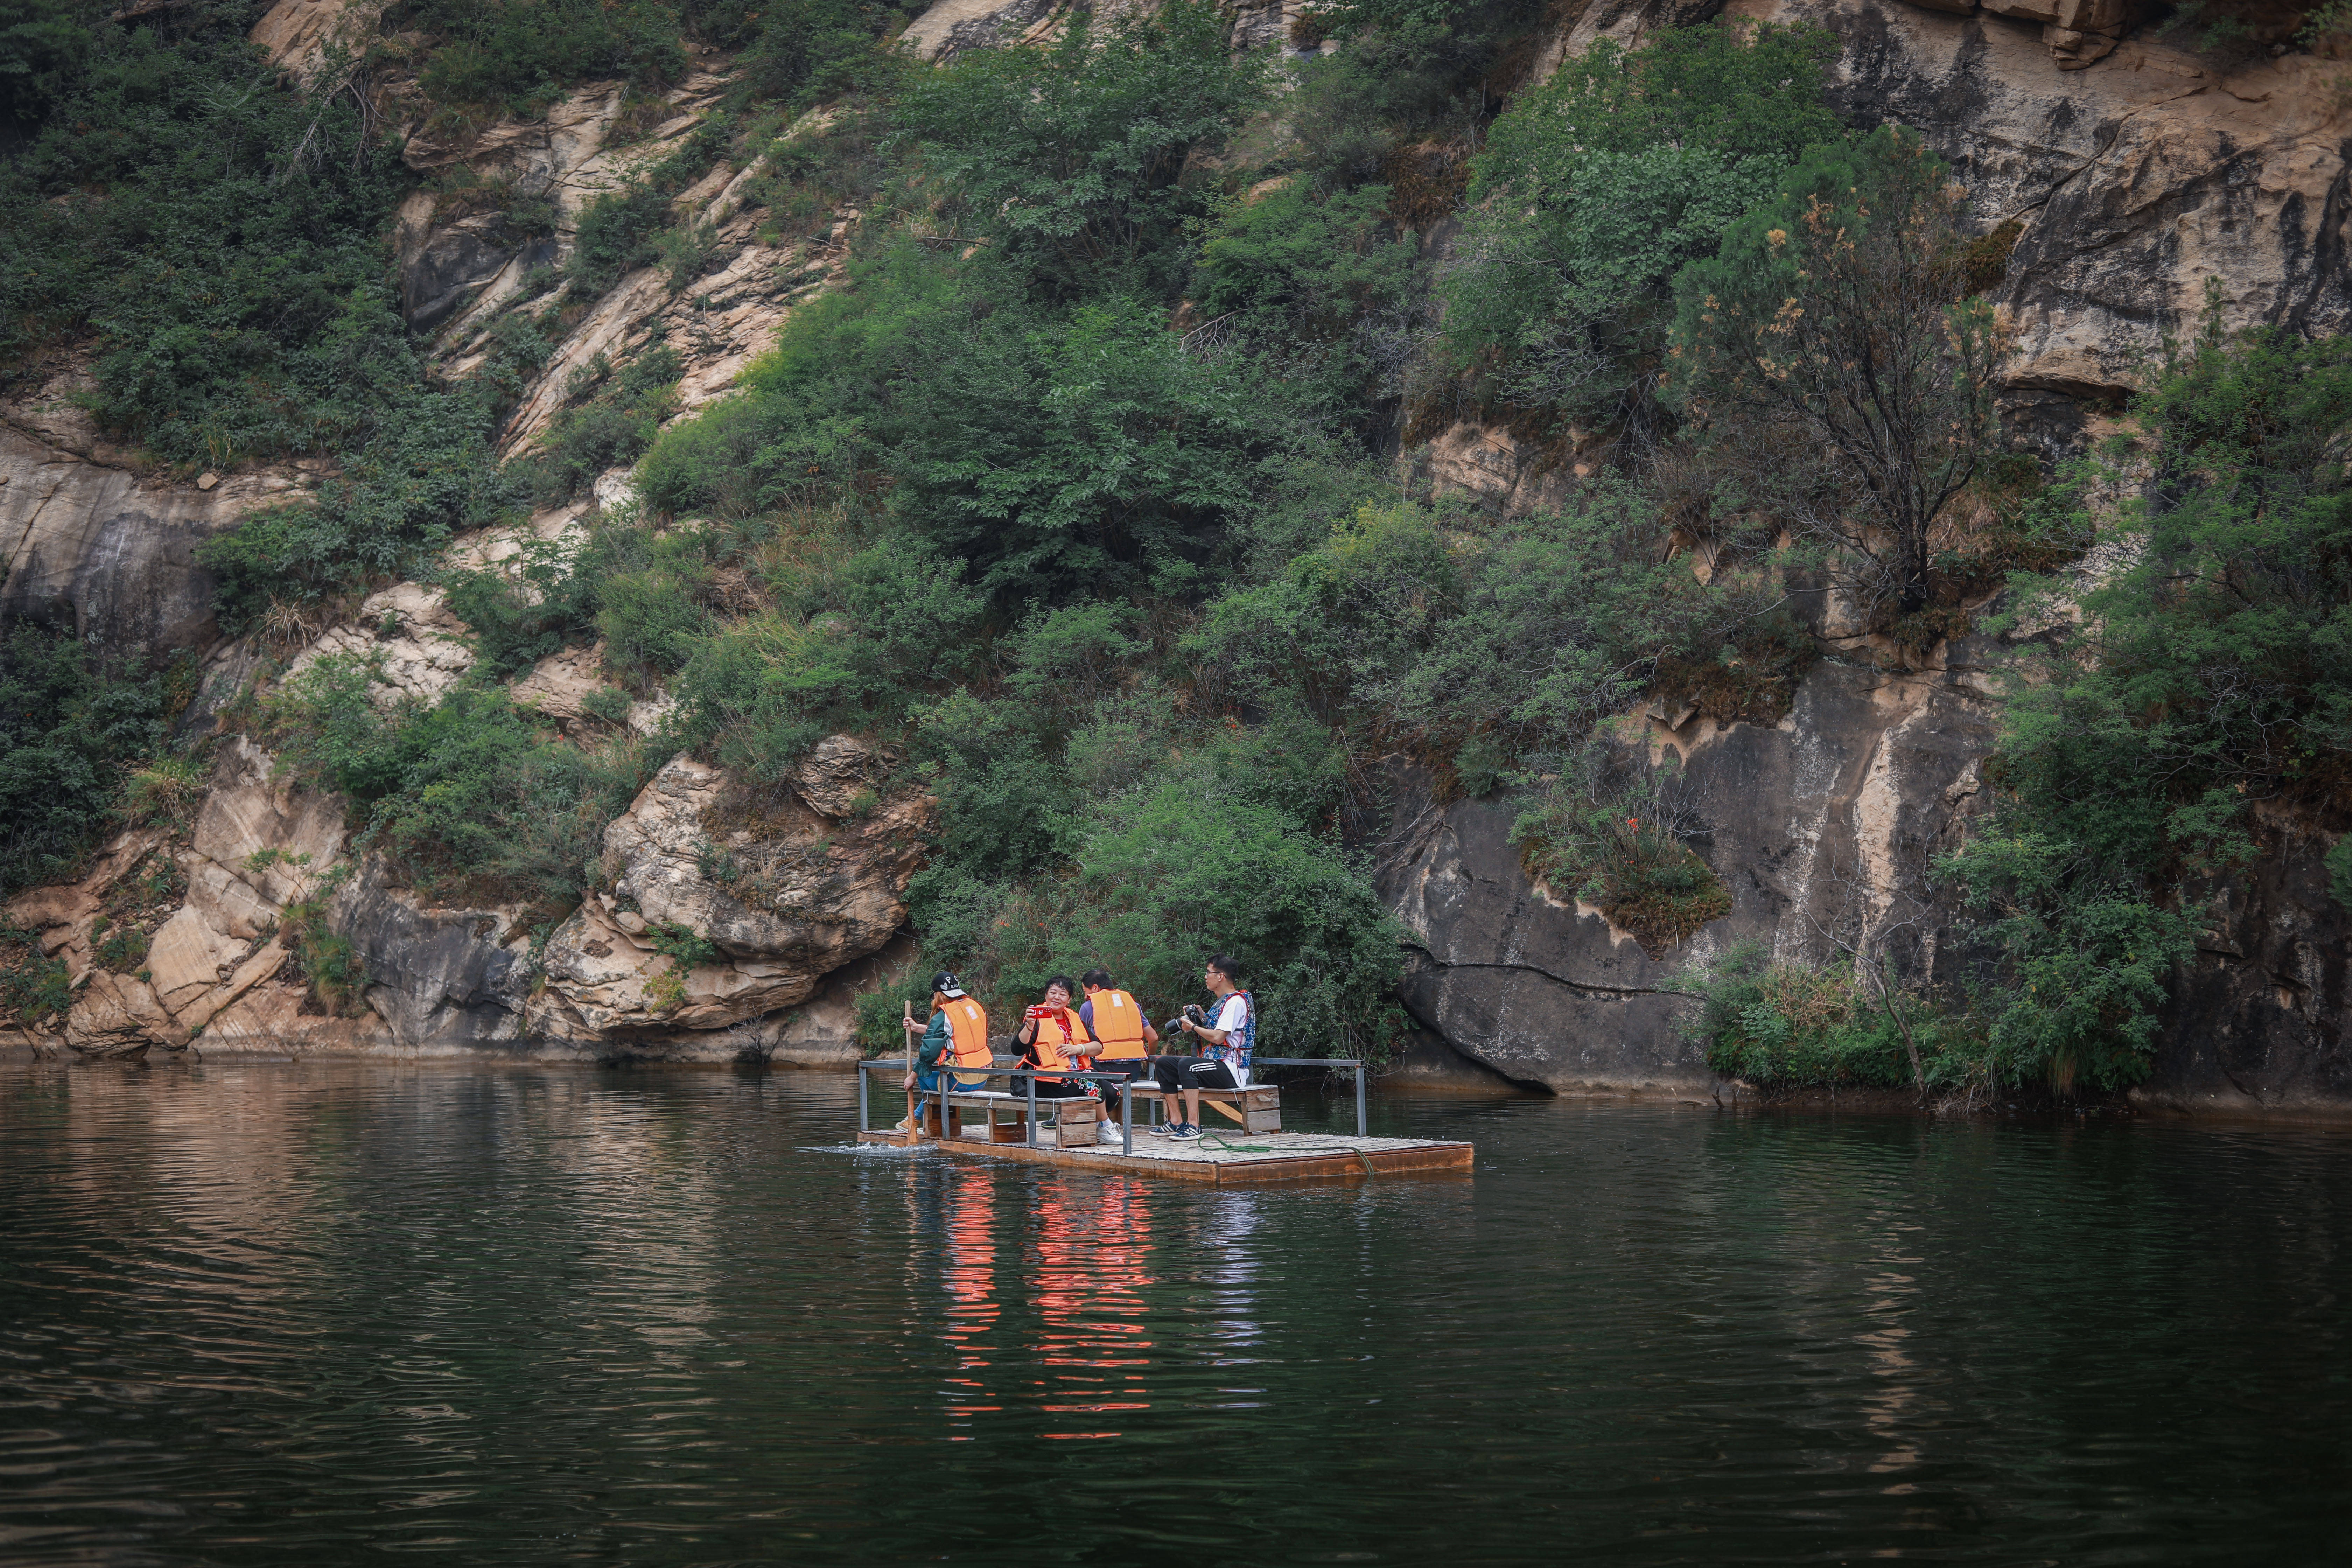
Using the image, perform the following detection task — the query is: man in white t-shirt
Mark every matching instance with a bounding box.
[1146,954,1254,1141]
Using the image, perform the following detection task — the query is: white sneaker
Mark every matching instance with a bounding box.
[1096,1122,1126,1146]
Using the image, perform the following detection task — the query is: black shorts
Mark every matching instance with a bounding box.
[1150,1056,1241,1093]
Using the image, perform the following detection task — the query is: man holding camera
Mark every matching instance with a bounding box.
[1146,954,1255,1141]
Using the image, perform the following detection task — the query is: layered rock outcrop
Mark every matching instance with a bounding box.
[3,736,923,1065]
[538,746,928,1040]
[1759,0,2352,402]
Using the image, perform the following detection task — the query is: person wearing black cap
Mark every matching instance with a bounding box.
[897,971,992,1134]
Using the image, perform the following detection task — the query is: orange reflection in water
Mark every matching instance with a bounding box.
[1031,1175,1156,1422]
[938,1162,1001,1422]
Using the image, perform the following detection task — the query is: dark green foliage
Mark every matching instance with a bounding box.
[1194,484,1790,768]
[0,926,72,1027]
[1678,941,1949,1088]
[568,183,676,298]
[264,662,659,908]
[677,533,987,777]
[1511,747,1731,957]
[199,379,526,621]
[392,0,687,112]
[638,245,1324,601]
[0,0,90,121]
[440,531,605,678]
[977,764,1406,1059]
[1944,312,2352,1086]
[565,113,735,298]
[0,629,173,893]
[735,0,920,109]
[647,920,719,969]
[895,0,1273,299]
[1,3,419,465]
[1192,178,1422,404]
[1444,19,1841,414]
[1287,0,1549,173]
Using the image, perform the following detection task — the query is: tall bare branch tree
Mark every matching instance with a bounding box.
[1667,126,2010,619]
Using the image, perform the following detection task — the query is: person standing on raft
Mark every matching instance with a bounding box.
[1076,968,1159,1146]
[1147,954,1254,1141]
[1013,976,1098,1101]
[899,971,991,1135]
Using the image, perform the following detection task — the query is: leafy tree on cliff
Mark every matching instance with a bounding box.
[1439,18,1842,417]
[1944,307,2352,1089]
[895,0,1274,300]
[1666,125,2008,620]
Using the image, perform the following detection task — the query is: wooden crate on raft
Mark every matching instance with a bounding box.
[1127,1083,1282,1134]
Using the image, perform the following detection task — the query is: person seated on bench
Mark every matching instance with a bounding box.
[1077,968,1159,1145]
[898,972,991,1134]
[1013,976,1097,1105]
[1146,954,1254,1142]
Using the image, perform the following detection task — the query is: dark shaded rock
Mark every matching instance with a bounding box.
[2143,817,2352,1115]
[0,427,240,659]
[333,862,533,1047]
[400,212,519,330]
[1366,660,1999,1093]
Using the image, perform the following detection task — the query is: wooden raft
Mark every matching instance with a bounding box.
[855,1127,1472,1185]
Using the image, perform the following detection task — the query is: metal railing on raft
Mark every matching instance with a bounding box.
[856,1056,1371,1152]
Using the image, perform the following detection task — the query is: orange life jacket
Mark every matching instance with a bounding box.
[1085,989,1148,1059]
[1029,1007,1090,1082]
[941,997,992,1075]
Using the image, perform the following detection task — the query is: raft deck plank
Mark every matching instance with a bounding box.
[853,1128,1472,1185]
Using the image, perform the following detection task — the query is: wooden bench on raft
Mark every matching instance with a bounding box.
[1126,1083,1282,1134]
[912,1088,1105,1148]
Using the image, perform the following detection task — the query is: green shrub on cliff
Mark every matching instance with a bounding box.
[637,244,1325,601]
[0,629,179,894]
[1441,18,1841,413]
[1943,307,2352,1088]
[393,0,688,113]
[895,0,1274,299]
[1667,125,2009,620]
[1191,483,1798,768]
[1678,941,1956,1090]
[0,2,416,466]
[265,658,660,908]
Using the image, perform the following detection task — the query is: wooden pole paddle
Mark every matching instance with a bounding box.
[904,997,919,1141]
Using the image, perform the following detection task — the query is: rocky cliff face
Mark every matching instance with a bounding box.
[1426,0,2352,510]
[6,0,2348,1107]
[1,4,907,1068]
[1368,654,2000,1094]
[1387,0,2352,1114]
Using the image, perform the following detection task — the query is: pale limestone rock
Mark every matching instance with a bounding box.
[249,0,378,81]
[791,734,892,818]
[1732,0,2352,397]
[539,752,930,1034]
[902,0,1066,59]
[65,972,187,1058]
[190,738,348,906]
[2,830,166,984]
[173,938,294,1035]
[197,982,397,1055]
[185,861,277,944]
[285,582,477,710]
[511,642,620,731]
[144,907,245,1013]
[0,424,274,659]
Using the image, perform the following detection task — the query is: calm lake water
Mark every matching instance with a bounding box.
[2,1061,2347,1565]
